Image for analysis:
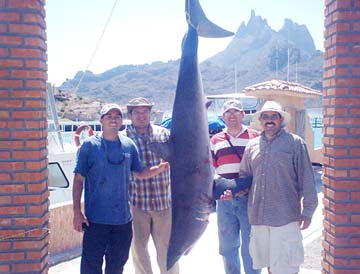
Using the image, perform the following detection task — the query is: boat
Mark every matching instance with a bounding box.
[47,85,84,264]
[206,93,262,126]
[161,93,261,136]
[47,85,135,264]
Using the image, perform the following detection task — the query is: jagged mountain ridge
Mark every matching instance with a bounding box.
[60,10,323,111]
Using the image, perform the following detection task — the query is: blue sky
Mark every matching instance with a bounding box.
[46,0,325,86]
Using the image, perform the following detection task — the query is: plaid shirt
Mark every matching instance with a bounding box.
[126,124,171,211]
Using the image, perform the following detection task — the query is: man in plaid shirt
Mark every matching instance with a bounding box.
[125,97,179,274]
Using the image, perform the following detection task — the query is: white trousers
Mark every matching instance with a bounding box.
[249,222,304,274]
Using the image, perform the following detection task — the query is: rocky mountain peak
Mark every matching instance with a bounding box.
[209,10,318,68]
[279,18,316,53]
[247,10,271,33]
[234,10,273,40]
[59,10,323,112]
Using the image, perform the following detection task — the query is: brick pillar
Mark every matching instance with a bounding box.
[0,0,49,273]
[322,0,360,273]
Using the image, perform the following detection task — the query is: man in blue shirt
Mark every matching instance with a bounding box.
[72,103,169,274]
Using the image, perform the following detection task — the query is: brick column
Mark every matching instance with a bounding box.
[322,0,360,273]
[0,0,49,273]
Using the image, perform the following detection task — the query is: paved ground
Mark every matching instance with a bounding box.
[49,230,322,274]
[49,206,323,274]
[303,237,322,271]
[49,243,322,274]
[50,169,324,274]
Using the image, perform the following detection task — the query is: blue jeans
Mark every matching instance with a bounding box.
[81,221,132,274]
[217,195,260,274]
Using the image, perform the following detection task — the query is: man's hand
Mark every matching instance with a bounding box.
[73,211,89,232]
[213,175,252,200]
[157,160,169,172]
[299,215,311,230]
[134,160,169,179]
[220,189,233,200]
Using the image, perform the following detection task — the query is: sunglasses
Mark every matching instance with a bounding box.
[260,113,281,121]
[103,138,125,165]
[224,110,242,116]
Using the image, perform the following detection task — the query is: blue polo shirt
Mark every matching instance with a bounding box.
[74,134,144,225]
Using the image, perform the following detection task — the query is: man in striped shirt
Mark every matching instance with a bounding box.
[210,100,260,274]
[125,97,179,274]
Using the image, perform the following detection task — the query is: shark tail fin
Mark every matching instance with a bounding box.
[186,0,234,38]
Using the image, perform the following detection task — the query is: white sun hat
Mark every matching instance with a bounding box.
[252,100,291,126]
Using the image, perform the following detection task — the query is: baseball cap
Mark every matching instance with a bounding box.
[222,99,244,115]
[100,103,123,118]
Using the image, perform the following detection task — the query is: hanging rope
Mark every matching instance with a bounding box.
[0,227,49,241]
[73,0,119,94]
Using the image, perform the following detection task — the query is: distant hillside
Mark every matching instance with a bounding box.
[53,88,105,121]
[60,10,323,112]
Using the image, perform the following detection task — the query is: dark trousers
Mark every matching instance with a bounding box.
[80,221,132,274]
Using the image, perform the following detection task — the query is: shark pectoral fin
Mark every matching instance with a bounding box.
[213,176,253,200]
[149,141,172,162]
[205,100,212,109]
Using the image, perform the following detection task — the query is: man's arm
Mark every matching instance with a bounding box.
[299,215,312,230]
[238,144,253,177]
[72,173,88,232]
[295,140,319,229]
[133,161,169,179]
[209,136,219,168]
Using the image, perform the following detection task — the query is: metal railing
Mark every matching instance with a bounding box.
[311,117,323,128]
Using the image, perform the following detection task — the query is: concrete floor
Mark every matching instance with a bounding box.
[50,168,324,274]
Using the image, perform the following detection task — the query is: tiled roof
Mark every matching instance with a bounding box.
[243,79,322,98]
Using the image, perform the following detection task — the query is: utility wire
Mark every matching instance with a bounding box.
[74,0,119,93]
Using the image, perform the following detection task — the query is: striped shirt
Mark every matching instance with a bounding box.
[126,124,171,211]
[239,128,318,226]
[210,126,260,179]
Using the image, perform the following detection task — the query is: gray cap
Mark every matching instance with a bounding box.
[222,99,244,115]
[100,103,123,117]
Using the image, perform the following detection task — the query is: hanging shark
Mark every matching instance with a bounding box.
[150,0,234,269]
